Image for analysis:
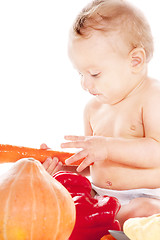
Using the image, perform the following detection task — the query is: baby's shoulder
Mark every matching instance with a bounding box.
[84,97,102,112]
[83,97,104,118]
[144,78,160,99]
[143,78,160,108]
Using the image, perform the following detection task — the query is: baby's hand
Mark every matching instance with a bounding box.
[61,135,108,172]
[40,143,63,176]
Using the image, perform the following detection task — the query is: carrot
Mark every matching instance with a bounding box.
[0,144,83,165]
[100,234,116,240]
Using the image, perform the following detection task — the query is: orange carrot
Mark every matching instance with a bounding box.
[0,144,83,165]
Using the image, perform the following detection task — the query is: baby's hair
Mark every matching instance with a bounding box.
[73,0,153,62]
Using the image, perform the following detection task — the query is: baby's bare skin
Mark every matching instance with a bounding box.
[60,31,160,193]
[88,77,160,190]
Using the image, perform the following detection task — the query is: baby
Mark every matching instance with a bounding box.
[44,0,160,226]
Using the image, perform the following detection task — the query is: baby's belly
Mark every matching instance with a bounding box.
[90,161,160,190]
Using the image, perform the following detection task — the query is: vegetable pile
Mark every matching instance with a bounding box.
[53,171,121,240]
[0,158,76,240]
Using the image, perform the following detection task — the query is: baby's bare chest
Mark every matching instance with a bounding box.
[90,101,144,138]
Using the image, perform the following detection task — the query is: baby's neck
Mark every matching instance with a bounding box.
[127,76,147,98]
[125,64,148,98]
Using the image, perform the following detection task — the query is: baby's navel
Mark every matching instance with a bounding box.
[106,180,112,187]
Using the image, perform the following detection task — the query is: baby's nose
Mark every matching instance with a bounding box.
[81,76,94,92]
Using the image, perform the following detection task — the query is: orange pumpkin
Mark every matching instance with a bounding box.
[0,158,76,240]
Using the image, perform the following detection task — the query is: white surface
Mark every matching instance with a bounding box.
[0,163,13,175]
[0,0,160,173]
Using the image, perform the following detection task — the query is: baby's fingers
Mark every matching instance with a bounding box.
[61,141,85,149]
[64,135,85,141]
[43,157,57,170]
[40,143,50,150]
[77,156,93,172]
[65,150,88,165]
[43,157,62,176]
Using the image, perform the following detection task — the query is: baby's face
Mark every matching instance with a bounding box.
[69,31,133,104]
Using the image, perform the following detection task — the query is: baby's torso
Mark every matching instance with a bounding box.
[90,96,144,139]
[89,79,160,190]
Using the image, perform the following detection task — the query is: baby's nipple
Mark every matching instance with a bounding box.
[130,125,136,131]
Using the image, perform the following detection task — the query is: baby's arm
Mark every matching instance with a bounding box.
[62,134,160,172]
[107,89,160,168]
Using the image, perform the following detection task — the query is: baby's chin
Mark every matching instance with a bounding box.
[95,95,110,104]
[96,94,123,105]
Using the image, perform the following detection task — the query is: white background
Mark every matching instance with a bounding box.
[0,0,160,172]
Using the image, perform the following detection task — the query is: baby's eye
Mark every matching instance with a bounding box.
[91,73,100,77]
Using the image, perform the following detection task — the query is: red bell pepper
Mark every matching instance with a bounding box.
[53,171,121,240]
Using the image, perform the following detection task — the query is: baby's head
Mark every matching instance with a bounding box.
[72,0,153,62]
[69,0,154,104]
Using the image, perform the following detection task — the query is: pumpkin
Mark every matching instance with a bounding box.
[0,158,76,240]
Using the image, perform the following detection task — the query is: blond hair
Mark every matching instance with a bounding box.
[72,0,153,62]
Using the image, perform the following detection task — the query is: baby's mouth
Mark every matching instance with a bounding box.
[89,91,101,96]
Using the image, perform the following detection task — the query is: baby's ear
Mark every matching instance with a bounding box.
[129,48,146,72]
